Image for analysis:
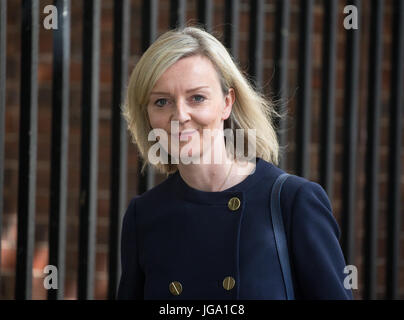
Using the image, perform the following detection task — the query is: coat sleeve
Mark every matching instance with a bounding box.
[116,196,145,299]
[290,181,353,299]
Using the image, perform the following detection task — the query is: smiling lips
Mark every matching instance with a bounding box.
[173,129,197,140]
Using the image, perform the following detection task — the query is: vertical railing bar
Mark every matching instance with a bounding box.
[109,0,130,300]
[386,0,403,300]
[78,0,101,300]
[248,0,265,91]
[197,0,213,32]
[295,0,313,178]
[273,0,290,170]
[48,0,71,300]
[224,0,240,60]
[0,0,7,274]
[139,0,158,193]
[341,0,361,265]
[319,0,337,197]
[141,0,158,52]
[363,0,384,300]
[15,0,39,300]
[170,0,186,29]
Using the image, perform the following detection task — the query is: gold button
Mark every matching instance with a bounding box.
[228,197,241,211]
[223,276,236,290]
[169,281,183,295]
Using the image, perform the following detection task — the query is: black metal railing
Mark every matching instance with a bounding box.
[15,0,39,300]
[0,0,6,286]
[386,0,403,300]
[48,0,70,300]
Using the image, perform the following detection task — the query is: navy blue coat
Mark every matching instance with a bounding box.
[117,158,353,300]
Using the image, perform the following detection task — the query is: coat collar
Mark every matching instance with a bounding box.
[171,157,266,205]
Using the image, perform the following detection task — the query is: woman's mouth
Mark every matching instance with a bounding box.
[178,129,197,140]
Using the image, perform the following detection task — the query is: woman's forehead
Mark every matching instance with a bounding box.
[152,55,221,91]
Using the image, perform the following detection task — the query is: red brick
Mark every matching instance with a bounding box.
[1,247,16,271]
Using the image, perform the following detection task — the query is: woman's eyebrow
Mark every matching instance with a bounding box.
[185,86,210,93]
[150,86,210,95]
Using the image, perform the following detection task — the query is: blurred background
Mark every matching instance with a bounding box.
[0,0,403,300]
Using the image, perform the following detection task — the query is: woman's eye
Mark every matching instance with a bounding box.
[192,95,205,103]
[155,98,168,107]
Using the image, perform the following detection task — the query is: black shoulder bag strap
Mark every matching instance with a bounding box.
[270,173,295,300]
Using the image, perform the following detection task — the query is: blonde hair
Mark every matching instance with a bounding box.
[123,25,282,176]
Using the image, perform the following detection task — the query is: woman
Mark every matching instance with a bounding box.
[117,26,353,300]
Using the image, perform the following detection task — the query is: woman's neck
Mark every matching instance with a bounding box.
[176,151,256,192]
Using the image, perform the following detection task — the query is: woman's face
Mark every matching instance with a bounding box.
[147,54,235,162]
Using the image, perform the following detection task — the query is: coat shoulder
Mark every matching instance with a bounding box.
[262,161,312,197]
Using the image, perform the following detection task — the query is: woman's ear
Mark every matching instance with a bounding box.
[222,88,235,120]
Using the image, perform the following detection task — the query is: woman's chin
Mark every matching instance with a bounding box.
[179,148,202,163]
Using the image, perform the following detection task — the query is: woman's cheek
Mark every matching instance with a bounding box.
[194,108,219,127]
[148,110,166,131]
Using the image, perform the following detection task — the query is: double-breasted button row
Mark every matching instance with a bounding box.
[228,197,241,211]
[169,276,236,295]
[169,281,183,295]
[222,276,236,290]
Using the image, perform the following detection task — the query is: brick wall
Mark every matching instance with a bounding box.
[1,0,403,299]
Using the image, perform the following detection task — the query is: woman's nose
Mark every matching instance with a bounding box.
[171,98,191,123]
